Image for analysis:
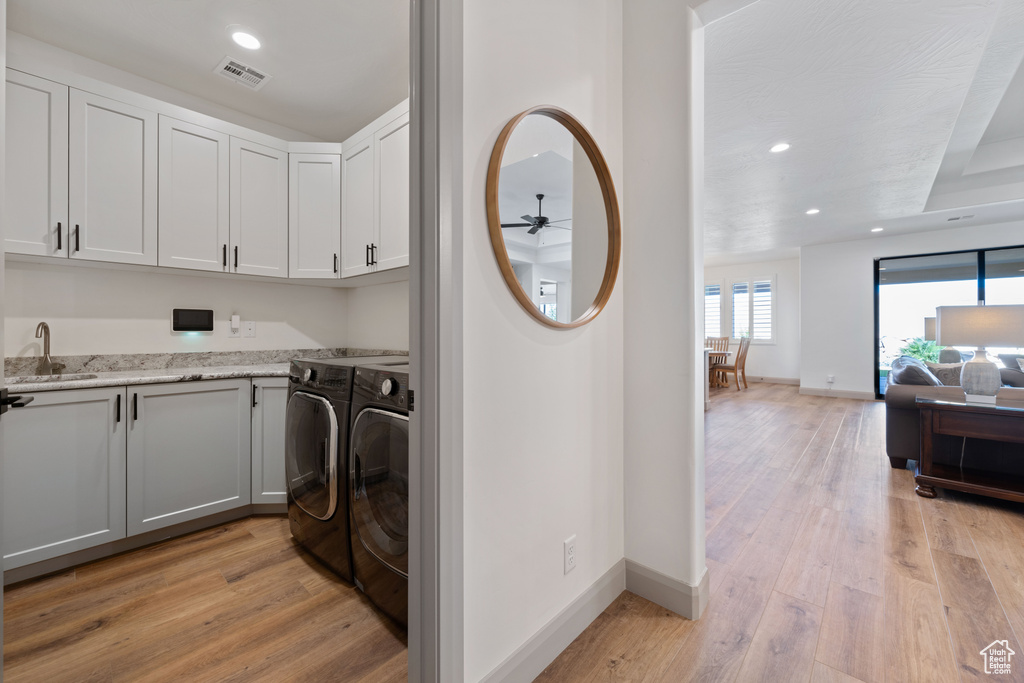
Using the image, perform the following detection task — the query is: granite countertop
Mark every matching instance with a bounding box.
[4,347,407,393]
[7,363,291,392]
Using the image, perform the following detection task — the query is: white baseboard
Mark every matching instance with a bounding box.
[625,559,709,619]
[747,376,799,385]
[480,559,626,683]
[799,387,875,400]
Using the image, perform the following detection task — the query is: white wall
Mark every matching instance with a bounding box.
[801,220,1024,395]
[704,257,801,381]
[460,0,624,679]
[5,261,349,356]
[346,280,410,351]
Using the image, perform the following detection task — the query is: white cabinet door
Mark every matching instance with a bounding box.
[2,387,127,570]
[126,379,251,536]
[341,135,375,278]
[374,111,410,271]
[230,138,289,278]
[5,70,69,258]
[158,116,230,273]
[288,153,341,279]
[68,89,158,265]
[251,377,288,504]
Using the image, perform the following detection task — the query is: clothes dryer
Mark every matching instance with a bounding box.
[349,361,410,626]
[285,356,406,581]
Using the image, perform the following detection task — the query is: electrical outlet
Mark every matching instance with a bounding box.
[243,321,256,338]
[564,535,577,574]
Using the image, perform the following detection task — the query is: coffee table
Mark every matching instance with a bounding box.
[915,397,1024,502]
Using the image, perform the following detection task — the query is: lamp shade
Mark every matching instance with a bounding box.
[924,317,936,341]
[936,305,1024,347]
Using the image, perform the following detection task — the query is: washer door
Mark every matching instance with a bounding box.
[350,408,409,577]
[286,391,339,520]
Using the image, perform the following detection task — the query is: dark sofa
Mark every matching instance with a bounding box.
[884,356,1024,469]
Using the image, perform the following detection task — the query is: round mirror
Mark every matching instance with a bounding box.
[486,106,621,328]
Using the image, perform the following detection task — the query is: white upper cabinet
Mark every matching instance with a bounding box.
[5,69,69,257]
[375,111,411,272]
[69,89,158,266]
[340,102,410,278]
[289,153,341,279]
[231,138,289,278]
[158,116,230,273]
[341,136,376,278]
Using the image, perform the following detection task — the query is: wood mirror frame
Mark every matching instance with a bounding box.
[485,106,621,329]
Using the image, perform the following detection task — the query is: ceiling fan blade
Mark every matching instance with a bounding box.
[521,214,536,223]
[501,223,532,228]
[527,224,541,235]
[548,224,572,231]
[549,218,572,224]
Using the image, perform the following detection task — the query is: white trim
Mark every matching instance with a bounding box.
[409,0,464,681]
[479,560,626,683]
[799,387,876,401]
[625,559,709,619]
[746,376,800,385]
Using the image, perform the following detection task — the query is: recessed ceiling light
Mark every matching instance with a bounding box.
[879,267,887,271]
[805,208,820,215]
[769,143,790,153]
[871,227,884,232]
[227,25,262,50]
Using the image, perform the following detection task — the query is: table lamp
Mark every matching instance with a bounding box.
[936,304,1024,403]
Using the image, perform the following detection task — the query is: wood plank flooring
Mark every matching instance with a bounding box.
[3,515,406,682]
[539,383,1024,683]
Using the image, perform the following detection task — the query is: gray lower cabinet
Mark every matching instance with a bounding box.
[2,386,127,570]
[251,377,288,504]
[127,379,252,535]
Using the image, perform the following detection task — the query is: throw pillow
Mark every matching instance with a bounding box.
[925,361,963,387]
[997,353,1024,370]
[1003,366,1024,388]
[889,356,941,386]
[1019,358,1024,372]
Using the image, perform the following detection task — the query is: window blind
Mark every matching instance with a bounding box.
[732,283,749,338]
[752,280,772,340]
[704,284,721,337]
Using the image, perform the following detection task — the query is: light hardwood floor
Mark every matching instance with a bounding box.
[3,515,407,682]
[539,383,1024,683]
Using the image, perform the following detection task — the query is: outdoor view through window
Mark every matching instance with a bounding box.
[877,246,1024,395]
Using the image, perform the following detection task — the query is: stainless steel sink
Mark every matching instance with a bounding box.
[9,373,99,383]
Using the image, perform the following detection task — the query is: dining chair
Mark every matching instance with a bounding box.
[713,337,751,390]
[706,337,730,387]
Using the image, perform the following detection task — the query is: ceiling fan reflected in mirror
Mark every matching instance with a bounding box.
[501,194,571,234]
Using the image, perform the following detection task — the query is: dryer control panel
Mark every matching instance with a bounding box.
[354,365,409,410]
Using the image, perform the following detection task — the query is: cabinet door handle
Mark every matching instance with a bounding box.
[371,244,378,265]
[223,244,227,267]
[252,384,258,407]
[116,394,121,423]
[74,225,80,253]
[57,222,62,251]
[334,253,339,273]
[234,246,239,269]
[365,244,370,267]
[132,393,138,421]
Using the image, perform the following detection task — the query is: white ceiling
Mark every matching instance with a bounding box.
[7,0,409,142]
[704,0,1024,265]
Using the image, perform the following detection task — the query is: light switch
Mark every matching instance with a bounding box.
[243,321,256,338]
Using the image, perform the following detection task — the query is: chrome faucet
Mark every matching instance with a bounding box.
[34,322,65,376]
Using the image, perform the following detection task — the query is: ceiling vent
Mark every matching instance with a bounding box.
[215,56,271,91]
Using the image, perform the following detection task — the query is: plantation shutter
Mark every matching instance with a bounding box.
[732,283,749,338]
[752,280,772,340]
[704,284,721,337]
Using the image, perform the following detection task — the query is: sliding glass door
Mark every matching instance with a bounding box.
[874,245,1024,397]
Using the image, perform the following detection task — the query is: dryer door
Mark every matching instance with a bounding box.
[285,391,339,520]
[350,408,409,576]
